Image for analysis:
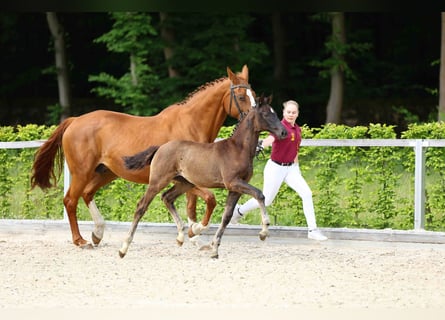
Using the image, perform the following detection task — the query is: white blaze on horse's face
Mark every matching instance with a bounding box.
[246,89,256,107]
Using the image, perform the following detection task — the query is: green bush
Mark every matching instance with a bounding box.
[1,122,445,232]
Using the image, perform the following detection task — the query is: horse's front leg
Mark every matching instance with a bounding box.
[209,192,241,259]
[186,187,216,238]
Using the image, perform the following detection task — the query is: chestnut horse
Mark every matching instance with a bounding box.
[119,95,287,259]
[31,65,255,247]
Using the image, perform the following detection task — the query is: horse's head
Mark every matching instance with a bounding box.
[224,65,256,120]
[255,94,287,140]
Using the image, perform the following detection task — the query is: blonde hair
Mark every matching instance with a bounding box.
[282,100,299,109]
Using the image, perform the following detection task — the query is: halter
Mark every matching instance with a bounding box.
[229,84,256,120]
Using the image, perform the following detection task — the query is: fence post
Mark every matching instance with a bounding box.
[63,159,70,222]
[414,139,425,230]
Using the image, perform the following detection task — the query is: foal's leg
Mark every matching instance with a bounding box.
[162,181,195,246]
[82,170,117,245]
[227,179,271,241]
[119,186,160,258]
[185,187,216,238]
[209,192,241,259]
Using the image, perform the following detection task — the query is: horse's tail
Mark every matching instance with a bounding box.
[123,146,160,170]
[31,117,75,190]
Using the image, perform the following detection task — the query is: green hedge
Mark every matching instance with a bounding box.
[1,122,445,231]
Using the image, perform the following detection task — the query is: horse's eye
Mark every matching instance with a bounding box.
[238,95,246,101]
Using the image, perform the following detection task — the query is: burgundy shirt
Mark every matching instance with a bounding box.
[270,119,301,163]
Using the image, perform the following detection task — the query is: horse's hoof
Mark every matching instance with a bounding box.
[176,239,184,246]
[210,253,219,259]
[188,229,196,238]
[92,232,102,246]
[79,242,94,250]
[118,251,126,258]
[74,238,89,247]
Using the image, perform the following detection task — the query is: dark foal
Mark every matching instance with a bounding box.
[120,95,287,259]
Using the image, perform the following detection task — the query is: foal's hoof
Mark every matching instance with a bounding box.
[210,253,219,259]
[118,251,126,258]
[176,239,184,247]
[259,231,269,241]
[199,243,212,251]
[92,232,102,246]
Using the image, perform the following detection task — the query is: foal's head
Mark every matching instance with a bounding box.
[254,94,288,140]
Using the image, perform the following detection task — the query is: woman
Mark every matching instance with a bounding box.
[230,99,327,241]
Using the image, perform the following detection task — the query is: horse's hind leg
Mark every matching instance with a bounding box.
[186,187,216,238]
[64,175,90,247]
[162,181,195,246]
[82,169,117,246]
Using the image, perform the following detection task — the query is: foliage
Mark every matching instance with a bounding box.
[87,12,269,119]
[401,122,445,229]
[309,13,372,81]
[0,124,62,219]
[88,12,160,115]
[2,122,445,233]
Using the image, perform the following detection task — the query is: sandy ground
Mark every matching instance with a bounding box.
[1,222,445,319]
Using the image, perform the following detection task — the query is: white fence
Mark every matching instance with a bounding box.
[2,139,445,230]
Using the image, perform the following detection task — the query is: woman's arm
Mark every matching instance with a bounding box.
[261,135,275,148]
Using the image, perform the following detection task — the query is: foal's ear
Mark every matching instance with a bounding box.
[257,93,264,107]
[268,94,273,104]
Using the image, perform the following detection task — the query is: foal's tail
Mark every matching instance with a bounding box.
[123,146,160,170]
[31,117,75,190]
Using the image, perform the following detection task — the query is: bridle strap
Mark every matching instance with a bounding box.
[229,84,253,120]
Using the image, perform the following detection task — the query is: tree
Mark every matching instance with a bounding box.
[46,12,72,122]
[325,12,346,124]
[272,12,287,84]
[310,12,371,125]
[88,12,159,115]
[159,12,180,78]
[439,12,445,122]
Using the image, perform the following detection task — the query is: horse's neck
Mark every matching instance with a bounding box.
[168,79,230,142]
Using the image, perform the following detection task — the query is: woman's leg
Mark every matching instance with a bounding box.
[284,164,317,230]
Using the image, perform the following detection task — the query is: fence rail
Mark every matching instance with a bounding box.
[3,138,445,230]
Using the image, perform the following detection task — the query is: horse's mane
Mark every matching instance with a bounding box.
[177,77,227,105]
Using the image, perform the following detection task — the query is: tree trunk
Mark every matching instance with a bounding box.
[272,12,286,82]
[46,12,71,122]
[439,12,445,122]
[130,54,138,86]
[160,12,180,78]
[325,12,346,124]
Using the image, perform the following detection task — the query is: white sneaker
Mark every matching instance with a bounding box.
[230,204,244,224]
[308,229,327,241]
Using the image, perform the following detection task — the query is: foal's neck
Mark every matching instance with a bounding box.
[230,116,260,158]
